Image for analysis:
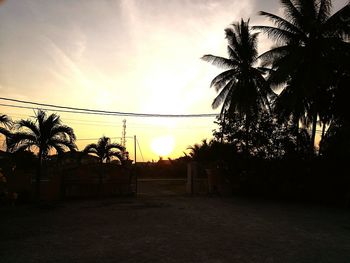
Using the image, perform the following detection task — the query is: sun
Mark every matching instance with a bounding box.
[151,135,175,157]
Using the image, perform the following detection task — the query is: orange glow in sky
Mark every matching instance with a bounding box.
[0,0,347,161]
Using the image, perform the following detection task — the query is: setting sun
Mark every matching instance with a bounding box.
[151,135,175,157]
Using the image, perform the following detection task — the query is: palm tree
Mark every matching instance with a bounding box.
[7,110,77,200]
[83,136,125,164]
[0,114,11,137]
[202,19,274,153]
[187,139,211,162]
[0,114,13,179]
[84,137,125,189]
[254,0,350,152]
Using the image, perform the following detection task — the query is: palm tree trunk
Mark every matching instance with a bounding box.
[36,150,43,202]
[99,158,103,196]
[310,112,318,154]
[296,120,300,153]
[245,114,250,157]
[321,121,326,142]
[319,121,326,155]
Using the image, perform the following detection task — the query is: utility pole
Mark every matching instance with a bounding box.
[134,135,137,195]
[120,119,128,160]
[134,135,137,164]
[121,119,126,148]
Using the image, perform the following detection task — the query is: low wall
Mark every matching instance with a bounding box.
[5,164,134,201]
[63,164,134,198]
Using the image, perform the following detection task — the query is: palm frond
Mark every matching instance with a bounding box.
[50,125,76,141]
[323,4,350,37]
[42,113,60,138]
[107,151,124,161]
[210,69,238,92]
[0,127,11,137]
[48,138,77,152]
[201,55,238,69]
[258,11,305,37]
[317,0,332,23]
[258,45,291,68]
[84,143,98,153]
[227,46,240,61]
[105,143,125,152]
[17,119,40,137]
[212,81,233,110]
[36,109,46,130]
[10,143,35,153]
[219,84,236,117]
[7,132,37,152]
[97,136,110,148]
[0,114,12,128]
[279,0,304,28]
[51,144,66,155]
[252,26,298,44]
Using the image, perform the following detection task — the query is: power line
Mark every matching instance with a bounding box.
[0,111,213,128]
[136,138,145,162]
[75,136,134,141]
[76,137,120,141]
[0,97,218,118]
[0,103,118,116]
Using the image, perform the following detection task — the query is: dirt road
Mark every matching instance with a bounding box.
[1,196,350,263]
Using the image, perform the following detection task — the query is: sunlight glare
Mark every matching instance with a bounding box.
[151,135,175,157]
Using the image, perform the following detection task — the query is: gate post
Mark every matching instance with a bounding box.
[186,162,197,195]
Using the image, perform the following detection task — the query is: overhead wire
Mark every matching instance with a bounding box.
[136,138,145,162]
[0,97,218,118]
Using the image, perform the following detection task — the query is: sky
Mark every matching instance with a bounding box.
[0,0,348,161]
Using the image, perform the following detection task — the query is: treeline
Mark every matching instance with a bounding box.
[201,0,349,157]
[188,0,350,204]
[0,110,128,200]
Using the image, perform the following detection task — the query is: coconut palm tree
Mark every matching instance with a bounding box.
[7,110,77,200]
[83,136,125,164]
[187,139,211,162]
[0,114,11,137]
[254,0,350,152]
[202,19,274,153]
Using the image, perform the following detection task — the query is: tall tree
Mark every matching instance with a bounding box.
[7,110,77,200]
[84,136,125,164]
[254,0,350,152]
[0,114,11,138]
[202,19,274,153]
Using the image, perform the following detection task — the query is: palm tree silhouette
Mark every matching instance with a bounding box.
[83,136,125,164]
[7,110,77,200]
[254,0,350,152]
[187,139,211,161]
[0,114,12,138]
[202,19,274,153]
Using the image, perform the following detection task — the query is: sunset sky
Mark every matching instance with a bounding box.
[0,0,347,161]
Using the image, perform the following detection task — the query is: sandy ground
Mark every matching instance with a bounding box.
[1,193,350,263]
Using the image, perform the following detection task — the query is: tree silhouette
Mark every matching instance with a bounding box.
[254,0,350,152]
[202,19,274,153]
[187,139,211,162]
[0,114,12,138]
[7,110,77,200]
[83,136,125,164]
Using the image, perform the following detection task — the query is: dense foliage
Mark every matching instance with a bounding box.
[202,0,349,159]
[196,0,350,204]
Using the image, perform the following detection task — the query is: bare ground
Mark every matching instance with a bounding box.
[1,195,350,263]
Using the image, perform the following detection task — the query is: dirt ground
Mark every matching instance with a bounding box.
[1,193,350,263]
